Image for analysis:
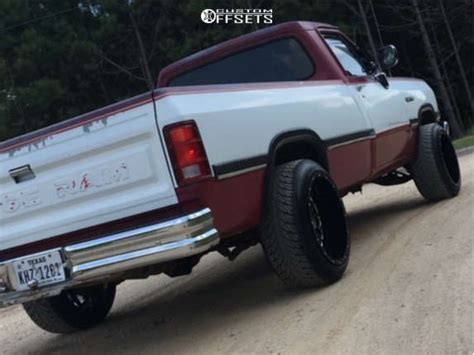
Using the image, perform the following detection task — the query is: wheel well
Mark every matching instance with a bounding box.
[419,104,439,125]
[264,130,329,187]
[274,140,328,170]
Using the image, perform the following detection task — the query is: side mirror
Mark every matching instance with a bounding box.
[376,45,399,70]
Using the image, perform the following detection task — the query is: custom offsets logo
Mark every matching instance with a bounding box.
[201,8,273,24]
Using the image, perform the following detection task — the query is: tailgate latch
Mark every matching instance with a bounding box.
[9,164,36,183]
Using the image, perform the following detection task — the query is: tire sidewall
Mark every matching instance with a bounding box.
[430,124,461,195]
[52,285,116,330]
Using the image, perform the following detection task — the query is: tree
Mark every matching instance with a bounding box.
[438,0,473,115]
[428,18,462,126]
[410,0,463,137]
[357,0,378,65]
[341,0,379,65]
[0,0,471,141]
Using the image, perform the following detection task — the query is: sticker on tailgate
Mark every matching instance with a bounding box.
[55,161,130,198]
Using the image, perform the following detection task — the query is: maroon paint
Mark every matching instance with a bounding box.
[171,123,418,238]
[328,140,373,190]
[175,169,265,238]
[373,125,412,173]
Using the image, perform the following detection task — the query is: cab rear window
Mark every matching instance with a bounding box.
[167,38,314,86]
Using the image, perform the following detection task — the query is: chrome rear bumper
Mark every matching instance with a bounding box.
[0,208,219,307]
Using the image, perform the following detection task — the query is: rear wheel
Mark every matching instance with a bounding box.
[260,159,350,288]
[23,284,116,334]
[412,123,461,201]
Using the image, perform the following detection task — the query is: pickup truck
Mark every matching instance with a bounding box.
[0,21,461,334]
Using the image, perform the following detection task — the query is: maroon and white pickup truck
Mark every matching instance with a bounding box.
[0,21,461,333]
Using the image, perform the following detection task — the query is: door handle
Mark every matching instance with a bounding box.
[405,96,414,102]
[9,164,35,183]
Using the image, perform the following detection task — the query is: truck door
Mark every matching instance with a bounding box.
[322,33,411,175]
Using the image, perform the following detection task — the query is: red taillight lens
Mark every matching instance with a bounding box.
[164,121,211,185]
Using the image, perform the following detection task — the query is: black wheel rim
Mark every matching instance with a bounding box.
[308,195,325,249]
[65,289,97,310]
[307,175,348,265]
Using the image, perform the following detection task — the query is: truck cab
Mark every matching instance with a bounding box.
[157,21,435,192]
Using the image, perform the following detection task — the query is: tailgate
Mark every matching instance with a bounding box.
[0,96,177,251]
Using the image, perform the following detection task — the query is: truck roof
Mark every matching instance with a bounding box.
[157,21,338,87]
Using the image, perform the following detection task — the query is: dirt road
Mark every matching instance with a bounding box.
[1,153,472,355]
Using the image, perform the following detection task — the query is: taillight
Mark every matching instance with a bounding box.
[164,121,211,185]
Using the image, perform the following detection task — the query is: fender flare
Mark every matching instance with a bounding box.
[263,129,329,201]
[267,129,329,170]
[418,103,440,125]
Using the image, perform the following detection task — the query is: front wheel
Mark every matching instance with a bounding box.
[23,284,116,334]
[412,123,461,201]
[260,159,350,288]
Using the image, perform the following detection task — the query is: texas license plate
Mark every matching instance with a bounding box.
[12,250,66,291]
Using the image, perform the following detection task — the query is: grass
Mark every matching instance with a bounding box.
[453,127,474,150]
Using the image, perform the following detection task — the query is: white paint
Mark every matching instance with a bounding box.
[0,103,177,250]
[156,81,371,168]
[155,78,436,168]
[351,78,438,134]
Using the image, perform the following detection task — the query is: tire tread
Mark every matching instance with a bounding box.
[412,124,460,201]
[261,161,324,288]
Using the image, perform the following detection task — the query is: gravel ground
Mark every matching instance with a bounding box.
[1,153,472,355]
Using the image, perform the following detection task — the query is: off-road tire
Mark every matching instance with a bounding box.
[23,284,116,334]
[260,159,350,288]
[412,123,461,201]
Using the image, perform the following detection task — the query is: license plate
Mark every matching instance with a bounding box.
[12,250,66,291]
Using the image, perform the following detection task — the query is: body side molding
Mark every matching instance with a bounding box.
[213,155,268,179]
[325,129,375,148]
[213,128,378,179]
